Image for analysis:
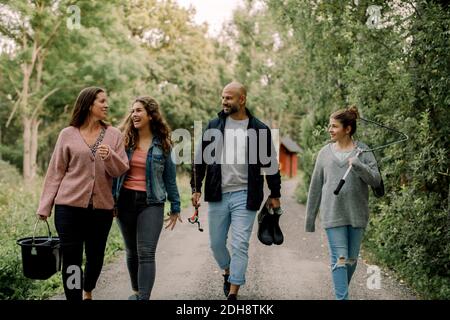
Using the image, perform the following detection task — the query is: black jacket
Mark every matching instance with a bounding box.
[190,108,281,211]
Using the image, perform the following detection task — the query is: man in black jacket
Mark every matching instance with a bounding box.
[191,82,281,300]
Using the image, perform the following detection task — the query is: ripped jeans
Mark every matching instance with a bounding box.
[325,226,365,300]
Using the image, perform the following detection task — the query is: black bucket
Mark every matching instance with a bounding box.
[16,219,61,280]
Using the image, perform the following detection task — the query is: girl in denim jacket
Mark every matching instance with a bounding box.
[114,96,181,300]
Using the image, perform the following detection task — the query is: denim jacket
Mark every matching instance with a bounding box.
[113,136,181,213]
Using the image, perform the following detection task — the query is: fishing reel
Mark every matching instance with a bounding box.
[188,207,203,232]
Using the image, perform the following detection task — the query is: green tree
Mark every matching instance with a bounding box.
[122,0,231,130]
[226,0,302,136]
[0,0,148,177]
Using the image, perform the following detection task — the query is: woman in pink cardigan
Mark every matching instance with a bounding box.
[37,87,129,301]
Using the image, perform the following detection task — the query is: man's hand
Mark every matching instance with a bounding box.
[267,197,281,209]
[191,192,201,208]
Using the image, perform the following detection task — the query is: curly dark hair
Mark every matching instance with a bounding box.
[119,96,172,153]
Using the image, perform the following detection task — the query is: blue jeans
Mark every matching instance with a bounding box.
[325,225,365,300]
[208,190,257,286]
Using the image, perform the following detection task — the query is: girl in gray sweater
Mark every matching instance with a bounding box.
[305,106,381,300]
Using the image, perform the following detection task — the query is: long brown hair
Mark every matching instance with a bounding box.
[120,96,172,153]
[70,87,108,128]
[331,105,360,136]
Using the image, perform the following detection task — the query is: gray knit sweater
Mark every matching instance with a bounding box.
[305,141,381,232]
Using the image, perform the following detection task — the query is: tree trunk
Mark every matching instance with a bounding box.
[30,117,40,180]
[23,117,32,184]
[0,125,2,160]
[20,39,39,182]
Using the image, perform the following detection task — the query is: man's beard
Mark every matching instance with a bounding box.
[223,104,239,115]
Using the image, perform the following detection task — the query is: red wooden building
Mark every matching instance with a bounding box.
[279,136,302,178]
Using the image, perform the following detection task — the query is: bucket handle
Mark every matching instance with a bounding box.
[32,217,53,247]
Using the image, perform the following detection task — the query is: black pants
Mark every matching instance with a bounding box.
[116,188,164,300]
[55,205,113,301]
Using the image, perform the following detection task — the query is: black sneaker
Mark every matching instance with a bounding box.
[227,294,237,301]
[128,293,139,300]
[223,274,230,297]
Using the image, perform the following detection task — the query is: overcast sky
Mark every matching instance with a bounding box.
[175,0,243,36]
[0,1,245,52]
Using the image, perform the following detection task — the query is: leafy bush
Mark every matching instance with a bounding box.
[269,1,450,299]
[0,160,125,299]
[0,160,58,299]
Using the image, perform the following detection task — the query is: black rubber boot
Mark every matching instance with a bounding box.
[223,274,231,297]
[272,213,284,245]
[257,205,274,245]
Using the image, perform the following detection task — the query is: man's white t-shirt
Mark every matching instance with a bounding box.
[221,116,249,193]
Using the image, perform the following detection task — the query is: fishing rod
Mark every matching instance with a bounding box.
[188,125,204,232]
[334,117,409,195]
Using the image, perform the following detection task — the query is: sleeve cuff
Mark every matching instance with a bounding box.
[305,223,315,232]
[102,148,114,161]
[269,189,281,198]
[171,203,181,214]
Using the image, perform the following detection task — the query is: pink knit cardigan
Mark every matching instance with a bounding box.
[37,126,129,217]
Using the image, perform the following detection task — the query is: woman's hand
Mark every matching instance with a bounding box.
[37,214,47,221]
[165,213,183,231]
[348,149,362,166]
[98,144,110,160]
[348,157,356,166]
